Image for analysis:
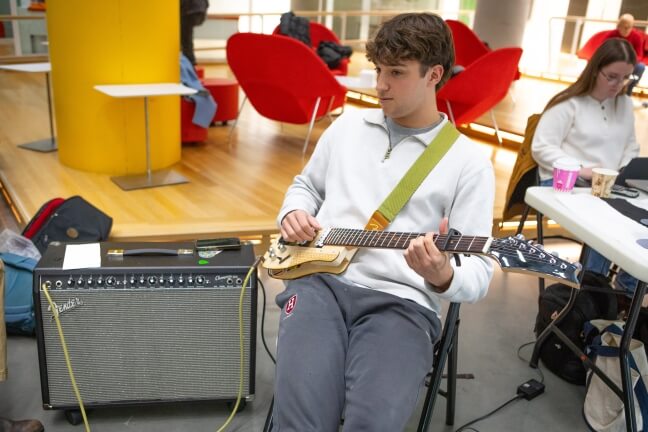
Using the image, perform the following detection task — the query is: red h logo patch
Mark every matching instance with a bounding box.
[285,294,297,316]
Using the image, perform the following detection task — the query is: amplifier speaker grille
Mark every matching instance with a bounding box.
[38,285,254,407]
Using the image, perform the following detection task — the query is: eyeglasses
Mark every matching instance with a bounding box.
[599,70,638,86]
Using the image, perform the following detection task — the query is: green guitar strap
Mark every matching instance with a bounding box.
[366,122,460,231]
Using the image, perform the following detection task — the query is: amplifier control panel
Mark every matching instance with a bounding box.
[38,272,248,291]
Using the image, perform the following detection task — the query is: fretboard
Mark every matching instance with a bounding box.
[321,228,490,254]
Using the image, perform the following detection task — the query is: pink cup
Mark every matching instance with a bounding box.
[552,158,580,193]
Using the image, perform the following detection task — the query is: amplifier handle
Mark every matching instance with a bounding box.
[107,248,194,257]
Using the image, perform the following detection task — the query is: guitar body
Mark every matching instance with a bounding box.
[263,240,358,280]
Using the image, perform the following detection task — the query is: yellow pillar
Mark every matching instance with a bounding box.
[46,0,181,174]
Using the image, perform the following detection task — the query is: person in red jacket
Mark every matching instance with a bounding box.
[607,13,645,95]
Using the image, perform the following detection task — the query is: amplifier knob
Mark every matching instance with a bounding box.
[97,277,104,285]
[67,278,75,287]
[148,276,157,285]
[158,276,165,284]
[106,276,116,286]
[76,278,85,287]
[187,276,194,285]
[129,277,136,285]
[178,276,184,285]
[86,277,94,286]
[139,276,146,285]
[168,276,175,285]
[196,275,205,285]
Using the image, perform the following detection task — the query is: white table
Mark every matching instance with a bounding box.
[0,62,56,152]
[94,83,197,191]
[525,186,648,432]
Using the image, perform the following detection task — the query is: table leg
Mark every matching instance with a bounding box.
[144,96,151,180]
[621,280,647,432]
[18,71,57,153]
[110,95,189,191]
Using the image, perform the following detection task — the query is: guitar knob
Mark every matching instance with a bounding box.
[277,243,286,252]
[515,234,525,240]
[269,249,276,259]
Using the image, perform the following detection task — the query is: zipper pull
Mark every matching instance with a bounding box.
[382,147,392,161]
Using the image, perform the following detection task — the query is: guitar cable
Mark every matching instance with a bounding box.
[41,282,92,432]
[215,255,262,432]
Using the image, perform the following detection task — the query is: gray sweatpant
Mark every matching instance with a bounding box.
[273,274,441,432]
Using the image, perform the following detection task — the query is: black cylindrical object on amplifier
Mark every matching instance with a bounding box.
[34,241,257,411]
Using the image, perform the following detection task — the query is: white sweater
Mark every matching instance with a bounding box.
[278,109,495,316]
[532,95,639,181]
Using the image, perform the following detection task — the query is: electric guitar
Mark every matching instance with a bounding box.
[262,227,581,287]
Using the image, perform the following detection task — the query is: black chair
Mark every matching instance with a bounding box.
[262,302,462,431]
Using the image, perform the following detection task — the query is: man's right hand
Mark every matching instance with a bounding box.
[280,210,321,242]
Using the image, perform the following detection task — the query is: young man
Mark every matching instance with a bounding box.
[272,13,495,431]
[607,13,645,95]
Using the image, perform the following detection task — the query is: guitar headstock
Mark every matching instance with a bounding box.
[487,235,581,287]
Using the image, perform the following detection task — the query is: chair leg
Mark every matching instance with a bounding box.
[262,397,274,432]
[536,210,545,294]
[325,96,336,123]
[445,318,459,426]
[490,109,502,145]
[303,97,322,155]
[445,100,456,125]
[417,303,461,432]
[516,205,531,236]
[227,95,248,149]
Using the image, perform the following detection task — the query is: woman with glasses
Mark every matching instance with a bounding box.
[532,37,639,290]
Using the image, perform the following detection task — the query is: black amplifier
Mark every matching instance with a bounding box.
[34,241,257,410]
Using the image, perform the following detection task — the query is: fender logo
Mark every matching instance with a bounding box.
[48,298,84,319]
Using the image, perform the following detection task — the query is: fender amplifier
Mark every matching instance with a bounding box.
[34,241,257,410]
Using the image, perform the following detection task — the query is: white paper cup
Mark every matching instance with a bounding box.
[591,168,619,198]
[552,157,580,192]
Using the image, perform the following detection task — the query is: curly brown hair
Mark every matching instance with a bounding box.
[366,13,455,90]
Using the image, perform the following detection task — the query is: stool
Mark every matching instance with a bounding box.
[180,98,208,143]
[201,77,239,125]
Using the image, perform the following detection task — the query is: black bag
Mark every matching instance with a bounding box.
[535,275,617,385]
[279,11,311,46]
[316,41,352,69]
[26,196,113,254]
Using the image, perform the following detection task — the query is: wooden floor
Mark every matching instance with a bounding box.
[0,58,647,246]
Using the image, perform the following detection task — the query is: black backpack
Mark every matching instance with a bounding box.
[23,196,113,254]
[279,11,311,46]
[316,41,353,69]
[535,275,617,385]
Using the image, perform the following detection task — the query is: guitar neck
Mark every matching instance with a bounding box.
[320,228,492,255]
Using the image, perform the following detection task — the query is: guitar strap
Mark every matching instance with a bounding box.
[366,121,460,231]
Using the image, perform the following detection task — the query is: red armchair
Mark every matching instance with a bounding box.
[273,21,349,76]
[446,19,490,68]
[226,32,347,154]
[577,30,615,60]
[437,47,523,143]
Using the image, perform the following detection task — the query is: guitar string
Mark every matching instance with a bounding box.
[322,229,573,268]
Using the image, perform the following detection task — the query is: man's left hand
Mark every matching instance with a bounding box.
[404,217,454,292]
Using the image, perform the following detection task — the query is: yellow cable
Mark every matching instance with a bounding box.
[215,260,259,432]
[41,283,91,432]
